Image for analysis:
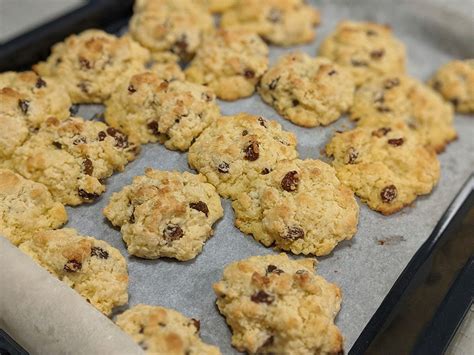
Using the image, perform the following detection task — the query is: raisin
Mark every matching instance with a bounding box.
[347,147,358,164]
[451,98,459,107]
[147,121,160,136]
[292,99,299,106]
[18,99,30,114]
[64,260,82,272]
[98,131,107,141]
[258,117,267,127]
[79,57,92,69]
[384,78,400,89]
[282,226,305,241]
[267,8,281,22]
[328,69,337,76]
[191,318,200,332]
[295,269,307,275]
[73,136,87,145]
[90,246,109,259]
[52,141,62,149]
[269,77,280,90]
[83,158,93,175]
[366,29,378,36]
[242,130,248,136]
[244,69,255,79]
[250,290,274,304]
[35,77,47,88]
[432,80,442,90]
[244,141,260,161]
[138,341,148,351]
[107,127,128,148]
[351,59,368,67]
[372,127,391,137]
[281,171,299,192]
[78,189,99,201]
[189,201,209,217]
[128,84,136,94]
[129,210,135,223]
[380,185,397,203]
[370,49,385,59]
[106,127,117,136]
[217,162,230,173]
[377,106,391,113]
[163,224,184,242]
[201,92,212,102]
[266,265,284,275]
[69,104,79,116]
[261,168,271,175]
[388,138,404,146]
[77,82,89,93]
[171,34,189,58]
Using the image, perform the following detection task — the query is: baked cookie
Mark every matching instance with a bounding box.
[428,59,474,113]
[185,29,269,100]
[11,117,139,206]
[116,304,221,355]
[232,159,358,255]
[259,52,355,127]
[213,253,344,354]
[105,72,220,151]
[325,123,440,215]
[0,169,67,246]
[319,21,406,86]
[196,0,237,13]
[103,168,223,260]
[19,228,128,315]
[130,0,214,62]
[220,0,320,46]
[33,29,149,103]
[350,74,457,153]
[188,113,298,199]
[0,71,71,126]
[147,59,185,82]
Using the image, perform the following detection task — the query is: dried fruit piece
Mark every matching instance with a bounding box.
[18,99,30,114]
[388,138,404,146]
[217,162,230,173]
[266,264,284,275]
[163,224,184,242]
[372,127,391,137]
[282,225,305,241]
[83,158,93,175]
[347,147,358,164]
[64,260,82,272]
[380,185,397,203]
[250,290,274,304]
[189,201,209,217]
[78,189,99,201]
[281,171,299,192]
[244,141,260,161]
[91,246,109,259]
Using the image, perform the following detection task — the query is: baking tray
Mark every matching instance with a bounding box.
[0,0,473,354]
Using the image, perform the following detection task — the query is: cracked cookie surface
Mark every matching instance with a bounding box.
[115,304,221,355]
[130,0,214,62]
[33,29,149,103]
[259,52,354,127]
[232,159,358,255]
[213,253,344,355]
[188,113,298,200]
[19,228,128,315]
[325,124,440,215]
[350,74,457,152]
[185,29,269,100]
[0,169,67,246]
[105,72,220,151]
[11,117,139,206]
[103,168,223,260]
[319,21,406,86]
[428,59,474,113]
[221,0,320,46]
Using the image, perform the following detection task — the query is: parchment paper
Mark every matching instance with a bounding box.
[1,0,473,354]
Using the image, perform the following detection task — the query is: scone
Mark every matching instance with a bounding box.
[428,59,474,113]
[220,0,320,46]
[116,304,221,355]
[19,228,129,315]
[130,0,214,62]
[213,253,344,354]
[105,72,220,151]
[0,169,67,246]
[325,124,440,215]
[259,52,355,127]
[350,74,457,152]
[188,113,298,199]
[232,159,358,256]
[103,168,223,261]
[196,0,237,13]
[319,21,406,86]
[11,117,139,206]
[33,29,149,103]
[185,29,269,100]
